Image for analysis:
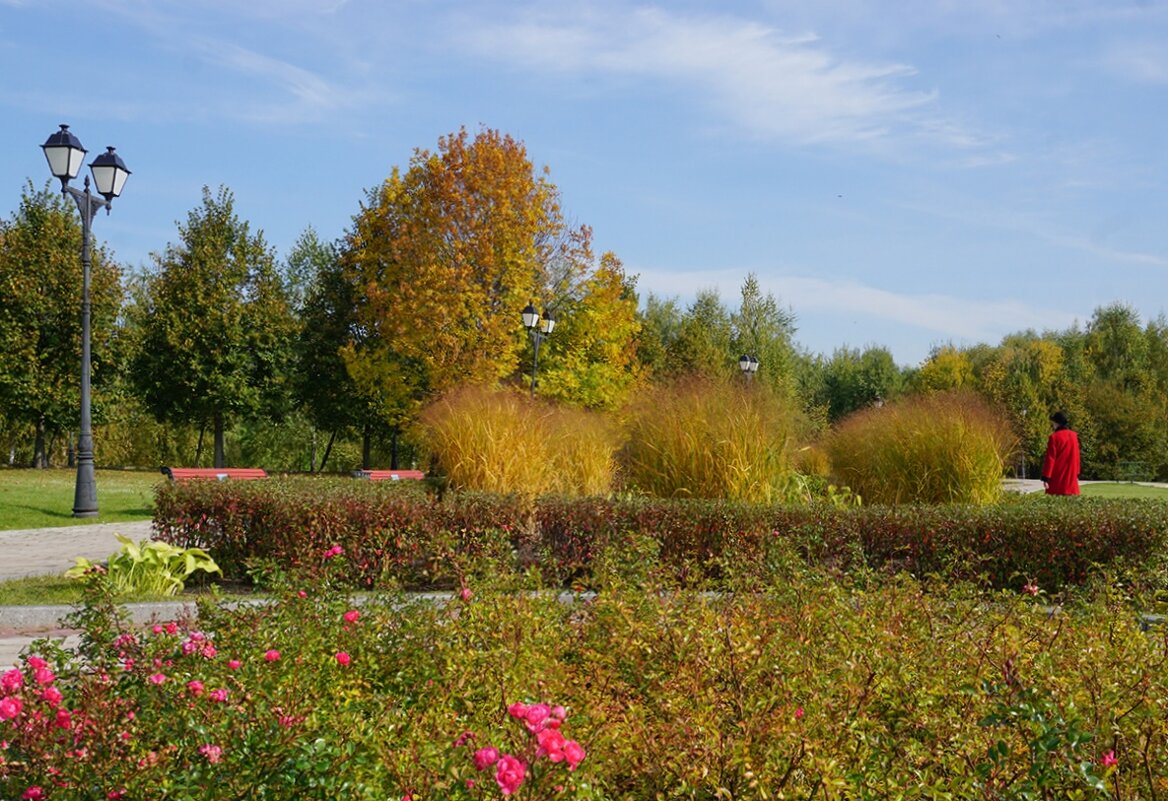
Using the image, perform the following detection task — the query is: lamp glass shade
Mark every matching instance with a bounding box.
[738,355,751,373]
[749,356,759,372]
[90,147,130,199]
[42,124,87,181]
[521,303,539,330]
[540,310,555,335]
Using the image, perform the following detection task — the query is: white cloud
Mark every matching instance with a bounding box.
[456,6,957,146]
[1100,40,1168,84]
[632,267,1072,343]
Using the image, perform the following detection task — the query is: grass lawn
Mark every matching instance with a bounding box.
[1080,481,1168,499]
[0,468,160,531]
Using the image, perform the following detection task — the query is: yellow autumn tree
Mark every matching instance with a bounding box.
[340,128,572,426]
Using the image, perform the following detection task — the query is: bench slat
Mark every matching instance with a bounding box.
[162,467,268,481]
[351,470,425,481]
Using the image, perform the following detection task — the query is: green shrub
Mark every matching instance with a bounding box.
[155,479,1168,593]
[620,376,802,504]
[3,557,1160,799]
[417,385,618,497]
[827,389,1014,505]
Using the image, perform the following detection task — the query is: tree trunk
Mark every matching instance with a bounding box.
[195,424,206,466]
[213,414,226,468]
[309,428,318,473]
[390,428,399,470]
[33,415,48,469]
[67,432,76,468]
[362,425,372,470]
[319,430,337,473]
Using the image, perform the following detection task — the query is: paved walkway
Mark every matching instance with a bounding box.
[0,520,164,668]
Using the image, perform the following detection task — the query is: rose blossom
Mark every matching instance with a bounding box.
[335,652,351,666]
[536,727,566,761]
[343,609,360,624]
[1,668,23,693]
[494,754,526,795]
[563,740,586,771]
[148,673,167,685]
[0,696,23,721]
[473,746,500,771]
[25,656,47,670]
[198,743,223,763]
[1102,750,1119,769]
[186,680,205,697]
[507,702,528,720]
[227,660,241,670]
[21,787,46,800]
[208,688,229,703]
[264,650,281,662]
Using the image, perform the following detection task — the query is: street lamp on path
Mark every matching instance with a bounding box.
[41,124,130,518]
[522,302,555,397]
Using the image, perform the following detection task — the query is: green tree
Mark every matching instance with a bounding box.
[731,273,800,399]
[0,182,122,467]
[815,345,905,422]
[671,289,735,378]
[130,186,296,467]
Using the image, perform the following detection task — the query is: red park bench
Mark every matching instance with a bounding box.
[351,469,425,481]
[161,467,268,482]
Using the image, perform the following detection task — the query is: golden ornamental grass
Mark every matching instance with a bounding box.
[826,389,1015,505]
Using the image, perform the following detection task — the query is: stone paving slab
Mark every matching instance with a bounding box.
[0,519,154,581]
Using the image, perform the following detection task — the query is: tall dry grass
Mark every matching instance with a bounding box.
[825,390,1014,505]
[417,385,618,497]
[619,376,802,504]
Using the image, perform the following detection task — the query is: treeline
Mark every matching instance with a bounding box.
[0,127,1163,480]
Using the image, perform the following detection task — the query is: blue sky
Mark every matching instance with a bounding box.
[2,1,1166,366]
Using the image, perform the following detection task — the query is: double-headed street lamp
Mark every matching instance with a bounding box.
[738,354,759,383]
[521,302,555,397]
[41,124,131,518]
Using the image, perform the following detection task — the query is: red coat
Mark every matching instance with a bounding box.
[1041,428,1080,495]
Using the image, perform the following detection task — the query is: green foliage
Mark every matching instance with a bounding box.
[128,186,297,466]
[0,182,123,465]
[418,384,619,497]
[4,554,1162,799]
[827,389,1014,505]
[65,533,221,597]
[621,376,803,504]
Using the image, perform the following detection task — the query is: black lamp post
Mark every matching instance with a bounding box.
[738,354,759,383]
[522,302,555,397]
[41,124,130,518]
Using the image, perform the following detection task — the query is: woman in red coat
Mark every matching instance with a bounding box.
[1041,410,1080,495]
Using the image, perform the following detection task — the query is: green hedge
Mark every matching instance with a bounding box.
[154,479,1168,591]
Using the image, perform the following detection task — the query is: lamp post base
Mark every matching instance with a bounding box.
[72,461,98,518]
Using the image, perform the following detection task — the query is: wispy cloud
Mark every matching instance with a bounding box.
[456,6,962,147]
[633,267,1072,344]
[1100,40,1168,84]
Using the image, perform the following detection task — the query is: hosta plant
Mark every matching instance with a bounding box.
[65,533,221,597]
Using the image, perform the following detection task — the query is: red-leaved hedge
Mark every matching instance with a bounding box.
[153,478,1168,591]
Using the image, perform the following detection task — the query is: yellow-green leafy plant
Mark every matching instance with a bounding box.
[65,534,221,597]
[417,384,618,497]
[620,375,802,504]
[826,389,1014,505]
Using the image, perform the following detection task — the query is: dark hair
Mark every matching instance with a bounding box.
[1050,410,1069,427]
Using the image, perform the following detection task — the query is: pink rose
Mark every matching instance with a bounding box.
[41,686,63,707]
[335,652,351,666]
[495,754,526,795]
[795,706,804,720]
[1102,750,1118,768]
[54,708,72,730]
[25,656,47,670]
[22,786,46,800]
[187,680,205,696]
[563,740,586,771]
[209,688,229,703]
[524,703,551,732]
[198,743,223,764]
[148,673,167,685]
[324,545,344,559]
[1,668,23,693]
[0,696,24,720]
[33,667,54,686]
[460,586,473,601]
[227,660,242,670]
[343,609,360,624]
[264,650,281,662]
[551,705,567,720]
[473,746,500,771]
[297,590,307,598]
[536,727,566,761]
[507,702,529,720]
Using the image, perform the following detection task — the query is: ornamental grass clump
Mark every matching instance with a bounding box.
[620,375,802,504]
[418,385,617,497]
[827,389,1014,505]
